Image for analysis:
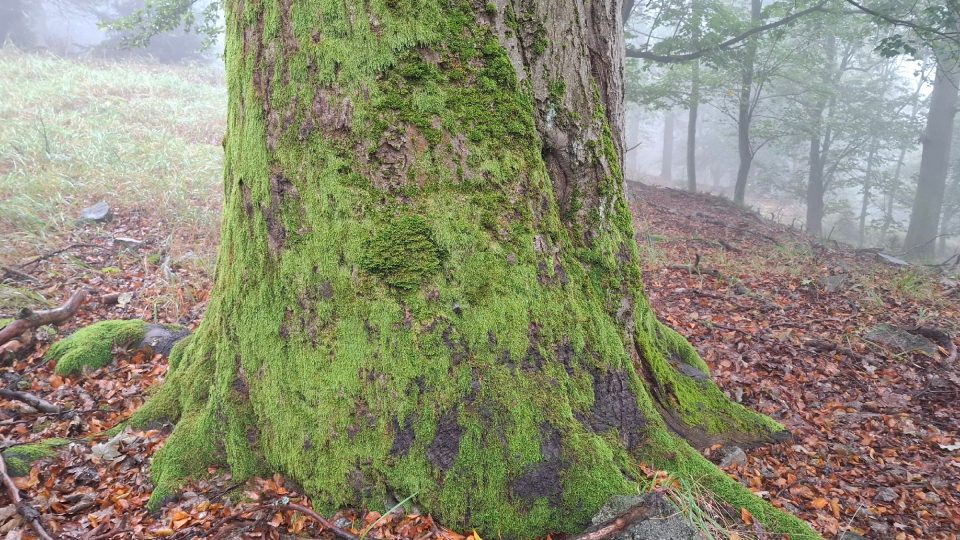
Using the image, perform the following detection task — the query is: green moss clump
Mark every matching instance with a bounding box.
[358,215,444,291]
[48,320,147,376]
[2,439,70,476]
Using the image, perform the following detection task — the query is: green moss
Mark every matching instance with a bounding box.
[2,439,70,477]
[358,215,445,291]
[48,320,146,376]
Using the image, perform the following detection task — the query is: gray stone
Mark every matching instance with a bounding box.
[821,274,848,293]
[718,446,748,467]
[874,487,898,503]
[588,493,705,540]
[864,324,938,357]
[80,201,112,223]
[139,324,190,357]
[837,531,867,540]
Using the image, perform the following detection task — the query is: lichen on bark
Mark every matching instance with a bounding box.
[89,0,823,538]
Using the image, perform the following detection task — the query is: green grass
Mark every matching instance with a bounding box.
[0,48,225,262]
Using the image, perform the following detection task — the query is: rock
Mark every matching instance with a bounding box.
[588,493,705,540]
[863,324,938,357]
[718,446,748,467]
[837,531,867,540]
[874,487,898,503]
[139,324,190,357]
[821,274,848,293]
[79,201,112,223]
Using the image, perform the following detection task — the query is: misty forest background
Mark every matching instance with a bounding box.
[3,0,960,260]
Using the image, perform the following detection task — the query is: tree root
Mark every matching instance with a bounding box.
[0,450,56,540]
[0,289,87,347]
[568,501,656,540]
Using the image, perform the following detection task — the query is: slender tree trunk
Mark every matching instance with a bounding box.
[805,34,835,237]
[905,61,960,259]
[939,170,960,254]
[733,0,761,205]
[806,129,826,236]
[661,112,674,182]
[47,1,811,538]
[882,142,909,242]
[858,145,878,247]
[687,82,699,192]
[686,0,702,192]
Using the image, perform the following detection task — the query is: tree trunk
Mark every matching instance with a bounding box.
[858,145,877,247]
[661,111,674,182]
[805,34,835,237]
[806,129,826,236]
[733,0,761,206]
[108,1,809,538]
[904,61,960,259]
[687,85,699,192]
[686,0,702,192]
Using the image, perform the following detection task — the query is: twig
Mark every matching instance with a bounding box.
[19,243,100,269]
[0,289,87,346]
[1,265,38,283]
[273,503,361,540]
[0,389,73,417]
[0,450,56,540]
[568,501,657,540]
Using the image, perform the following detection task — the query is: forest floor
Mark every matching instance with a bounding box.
[0,182,957,540]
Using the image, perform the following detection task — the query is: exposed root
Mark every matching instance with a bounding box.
[0,446,57,540]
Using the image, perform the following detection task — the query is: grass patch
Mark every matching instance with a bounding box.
[0,48,226,263]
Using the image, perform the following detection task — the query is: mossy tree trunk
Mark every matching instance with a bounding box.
[131,0,814,537]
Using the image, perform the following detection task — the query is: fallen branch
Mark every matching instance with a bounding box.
[0,289,87,347]
[1,265,38,283]
[0,450,56,540]
[806,339,867,362]
[568,501,657,540]
[274,503,360,540]
[19,243,100,269]
[0,389,72,417]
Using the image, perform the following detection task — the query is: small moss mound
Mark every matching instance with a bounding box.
[48,320,147,376]
[358,215,445,291]
[2,439,70,476]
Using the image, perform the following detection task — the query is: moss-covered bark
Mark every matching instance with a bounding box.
[96,0,818,538]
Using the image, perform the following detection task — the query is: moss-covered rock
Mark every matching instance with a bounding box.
[2,439,70,476]
[48,320,147,376]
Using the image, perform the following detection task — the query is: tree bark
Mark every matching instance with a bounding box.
[858,145,877,247]
[805,34,835,237]
[733,0,761,206]
[660,112,674,182]
[904,61,960,259]
[686,0,702,192]
[93,1,810,538]
[806,128,826,236]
